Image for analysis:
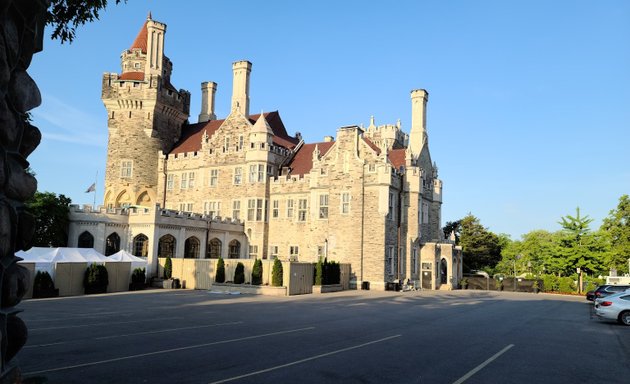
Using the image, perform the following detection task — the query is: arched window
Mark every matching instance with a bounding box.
[105,232,120,256]
[228,240,240,259]
[207,238,221,259]
[133,234,149,257]
[158,235,176,258]
[78,231,94,248]
[184,237,200,259]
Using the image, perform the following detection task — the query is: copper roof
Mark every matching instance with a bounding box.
[387,148,406,169]
[169,111,298,155]
[131,20,148,53]
[287,141,335,176]
[119,72,145,81]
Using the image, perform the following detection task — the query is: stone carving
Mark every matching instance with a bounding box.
[0,0,48,380]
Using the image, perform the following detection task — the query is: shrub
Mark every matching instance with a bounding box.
[33,271,57,298]
[314,258,323,285]
[326,260,340,285]
[234,262,245,284]
[271,258,283,287]
[163,256,173,279]
[251,259,263,285]
[84,264,109,294]
[131,268,146,284]
[215,257,225,283]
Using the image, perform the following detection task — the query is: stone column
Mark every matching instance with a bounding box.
[0,0,48,381]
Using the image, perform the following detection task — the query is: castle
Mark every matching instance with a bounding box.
[67,14,462,290]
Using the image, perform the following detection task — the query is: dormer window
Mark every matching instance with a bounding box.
[134,62,140,69]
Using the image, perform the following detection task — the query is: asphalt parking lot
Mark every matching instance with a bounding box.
[17,289,630,384]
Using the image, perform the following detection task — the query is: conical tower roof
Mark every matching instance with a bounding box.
[252,113,273,134]
[130,16,150,53]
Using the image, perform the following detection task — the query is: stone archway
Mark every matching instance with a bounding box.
[158,234,176,258]
[184,237,200,259]
[105,232,120,256]
[78,231,94,248]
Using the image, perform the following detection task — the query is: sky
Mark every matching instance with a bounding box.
[27,0,630,240]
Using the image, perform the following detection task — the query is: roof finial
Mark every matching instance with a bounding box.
[147,11,152,20]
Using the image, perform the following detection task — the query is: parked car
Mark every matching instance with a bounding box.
[588,284,630,301]
[594,290,630,325]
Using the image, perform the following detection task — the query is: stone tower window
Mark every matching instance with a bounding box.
[121,160,133,178]
[287,199,294,218]
[166,174,174,190]
[209,169,218,187]
[318,194,329,219]
[298,199,308,222]
[341,192,350,214]
[233,167,242,185]
[232,200,241,220]
[272,200,279,219]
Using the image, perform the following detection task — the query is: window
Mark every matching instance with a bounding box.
[121,160,132,178]
[184,237,200,258]
[133,234,149,257]
[134,62,140,68]
[249,245,258,258]
[234,167,242,185]
[188,172,195,188]
[387,246,395,275]
[272,200,279,219]
[388,192,395,221]
[78,231,94,248]
[179,202,193,212]
[298,199,308,222]
[207,238,221,259]
[412,248,418,274]
[105,232,120,256]
[319,194,329,219]
[368,164,376,172]
[422,202,429,224]
[249,165,256,183]
[229,240,240,258]
[238,135,244,151]
[203,201,220,218]
[421,262,432,270]
[289,246,299,261]
[247,199,256,221]
[232,200,240,220]
[287,199,294,218]
[257,164,265,182]
[181,173,188,189]
[269,245,278,260]
[341,192,350,214]
[158,235,175,258]
[256,199,264,221]
[209,169,218,187]
[166,174,174,190]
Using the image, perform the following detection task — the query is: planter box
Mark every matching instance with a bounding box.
[211,283,287,296]
[312,284,343,294]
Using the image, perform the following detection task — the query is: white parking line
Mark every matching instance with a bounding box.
[28,316,182,331]
[24,321,244,349]
[23,327,315,376]
[452,344,514,384]
[208,334,402,384]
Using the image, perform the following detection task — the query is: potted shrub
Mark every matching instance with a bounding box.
[460,278,468,290]
[271,258,283,287]
[33,271,58,298]
[162,256,174,289]
[130,268,146,291]
[215,257,225,283]
[251,259,262,285]
[84,264,109,294]
[234,262,245,284]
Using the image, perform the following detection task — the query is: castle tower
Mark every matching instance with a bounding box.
[231,60,252,116]
[101,14,190,208]
[409,89,428,157]
[198,81,217,123]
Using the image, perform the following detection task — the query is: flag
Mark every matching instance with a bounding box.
[85,183,96,193]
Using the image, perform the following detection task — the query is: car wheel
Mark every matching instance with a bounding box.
[619,311,630,326]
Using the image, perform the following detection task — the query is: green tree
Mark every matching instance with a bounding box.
[251,259,263,285]
[47,0,126,43]
[163,256,172,279]
[557,207,601,275]
[314,258,323,285]
[443,220,461,244]
[26,191,71,247]
[459,214,502,273]
[234,262,245,284]
[271,259,283,287]
[601,195,630,274]
[215,257,225,283]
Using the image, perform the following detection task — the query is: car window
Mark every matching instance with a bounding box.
[610,286,629,292]
[620,295,630,301]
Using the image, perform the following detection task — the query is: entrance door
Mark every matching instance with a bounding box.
[422,270,432,289]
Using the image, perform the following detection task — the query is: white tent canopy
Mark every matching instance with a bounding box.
[17,247,109,263]
[107,250,148,271]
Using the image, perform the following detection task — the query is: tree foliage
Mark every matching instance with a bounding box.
[251,259,263,285]
[26,191,71,247]
[459,214,502,272]
[271,259,283,287]
[46,0,126,43]
[600,195,630,273]
[215,257,225,283]
[442,220,461,244]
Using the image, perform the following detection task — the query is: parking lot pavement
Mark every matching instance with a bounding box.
[17,289,630,384]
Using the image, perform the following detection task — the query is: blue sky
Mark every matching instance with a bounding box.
[28,1,630,240]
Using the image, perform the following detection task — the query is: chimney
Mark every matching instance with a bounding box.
[323,136,334,142]
[198,81,217,123]
[409,89,429,156]
[231,60,252,116]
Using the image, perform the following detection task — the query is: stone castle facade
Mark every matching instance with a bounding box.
[68,14,462,290]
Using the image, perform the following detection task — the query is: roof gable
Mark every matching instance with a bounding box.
[287,142,335,176]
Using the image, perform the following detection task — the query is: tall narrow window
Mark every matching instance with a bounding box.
[188,172,195,188]
[257,164,265,182]
[387,246,395,275]
[234,167,242,185]
[249,245,258,258]
[210,169,218,187]
[388,192,395,221]
[166,174,174,190]
[238,135,244,151]
[287,199,294,218]
[319,194,329,219]
[341,192,350,214]
[249,165,256,183]
[423,202,429,224]
[203,201,220,218]
[289,246,299,261]
[272,200,279,219]
[256,199,264,221]
[247,199,256,221]
[224,136,230,152]
[232,200,241,220]
[298,199,307,222]
[181,173,188,189]
[269,245,278,260]
[121,160,133,178]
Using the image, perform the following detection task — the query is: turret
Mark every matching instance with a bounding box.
[409,89,428,156]
[198,81,217,123]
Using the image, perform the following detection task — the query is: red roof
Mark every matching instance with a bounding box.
[287,141,335,176]
[119,72,144,81]
[363,137,381,155]
[169,111,298,155]
[131,20,148,53]
[388,148,406,169]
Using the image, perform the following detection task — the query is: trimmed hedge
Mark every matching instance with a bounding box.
[251,259,263,285]
[314,258,340,285]
[271,258,283,287]
[234,262,245,284]
[163,256,173,279]
[84,264,109,294]
[215,257,225,283]
[33,271,58,298]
